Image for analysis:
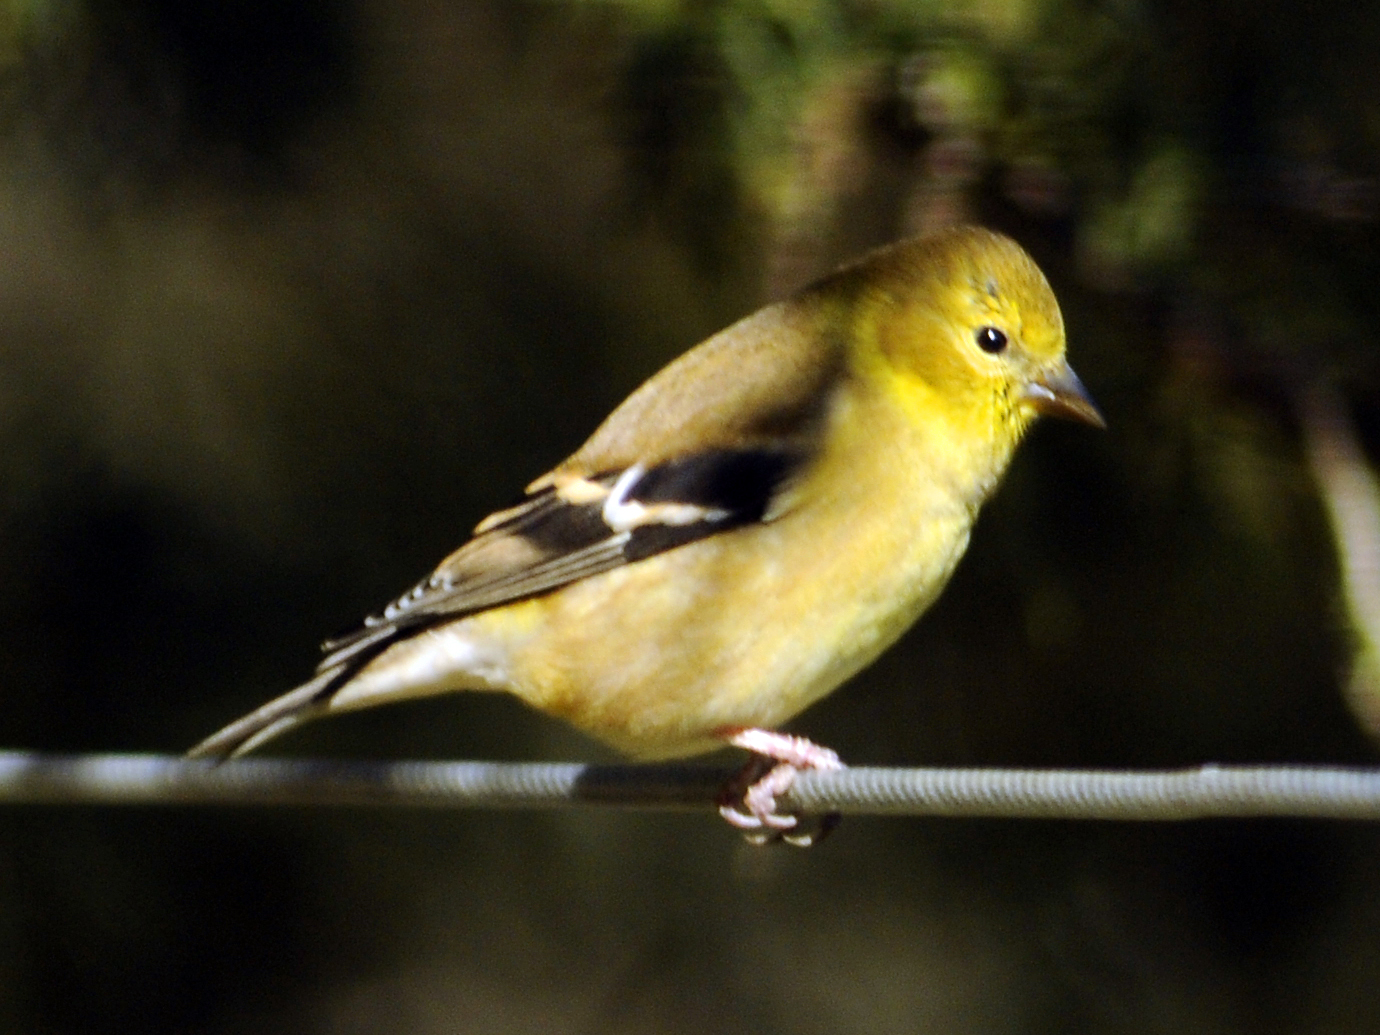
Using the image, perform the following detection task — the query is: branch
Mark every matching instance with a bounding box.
[4,751,1380,820]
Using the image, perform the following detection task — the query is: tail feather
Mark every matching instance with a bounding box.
[187,667,346,760]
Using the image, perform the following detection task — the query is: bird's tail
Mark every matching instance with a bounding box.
[186,667,346,760]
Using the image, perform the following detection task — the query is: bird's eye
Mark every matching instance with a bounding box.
[975,326,1008,354]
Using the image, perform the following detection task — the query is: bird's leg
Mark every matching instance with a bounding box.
[717,729,844,846]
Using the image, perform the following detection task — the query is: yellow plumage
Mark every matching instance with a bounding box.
[190,225,1101,833]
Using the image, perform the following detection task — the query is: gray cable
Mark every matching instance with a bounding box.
[4,751,1380,819]
[786,763,1380,819]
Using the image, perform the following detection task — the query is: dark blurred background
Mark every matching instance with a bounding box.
[2,0,1380,1031]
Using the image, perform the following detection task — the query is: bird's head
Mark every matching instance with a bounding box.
[854,226,1104,448]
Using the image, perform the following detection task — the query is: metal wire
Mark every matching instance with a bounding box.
[3,751,1380,820]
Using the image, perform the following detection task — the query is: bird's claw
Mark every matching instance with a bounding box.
[717,729,844,846]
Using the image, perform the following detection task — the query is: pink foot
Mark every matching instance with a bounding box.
[717,729,844,846]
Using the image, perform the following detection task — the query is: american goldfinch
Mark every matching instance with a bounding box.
[190,225,1102,840]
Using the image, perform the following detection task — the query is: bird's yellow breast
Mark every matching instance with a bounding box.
[480,365,996,760]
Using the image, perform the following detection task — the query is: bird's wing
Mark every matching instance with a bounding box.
[316,446,810,671]
[319,297,853,673]
[188,442,820,761]
[546,295,848,481]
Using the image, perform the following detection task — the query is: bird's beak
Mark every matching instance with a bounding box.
[1023,362,1105,428]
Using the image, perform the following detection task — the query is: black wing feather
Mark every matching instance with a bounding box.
[317,446,806,672]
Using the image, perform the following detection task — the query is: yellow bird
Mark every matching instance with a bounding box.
[190,225,1102,841]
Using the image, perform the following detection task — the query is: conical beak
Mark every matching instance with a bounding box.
[1023,361,1105,428]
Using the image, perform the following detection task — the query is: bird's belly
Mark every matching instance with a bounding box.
[488,501,973,760]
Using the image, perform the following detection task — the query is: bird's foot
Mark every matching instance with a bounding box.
[717,729,843,846]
